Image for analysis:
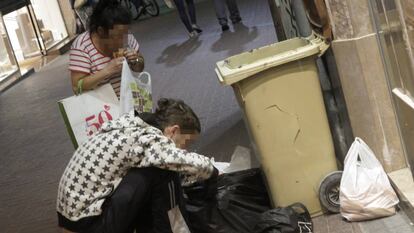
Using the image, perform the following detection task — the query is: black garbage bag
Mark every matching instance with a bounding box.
[184,168,273,233]
[253,203,313,233]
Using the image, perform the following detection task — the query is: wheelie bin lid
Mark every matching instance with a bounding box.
[215,32,329,86]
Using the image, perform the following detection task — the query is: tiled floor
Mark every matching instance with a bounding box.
[1,0,413,232]
[313,212,414,233]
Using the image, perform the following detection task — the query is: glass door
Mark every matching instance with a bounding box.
[3,6,43,62]
[0,12,19,82]
[30,0,68,50]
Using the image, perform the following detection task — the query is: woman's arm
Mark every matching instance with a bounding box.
[131,132,215,183]
[71,70,109,94]
[70,57,124,94]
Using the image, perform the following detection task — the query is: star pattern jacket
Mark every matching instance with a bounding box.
[56,111,215,221]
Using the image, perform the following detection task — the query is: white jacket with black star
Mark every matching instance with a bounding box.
[56,111,215,221]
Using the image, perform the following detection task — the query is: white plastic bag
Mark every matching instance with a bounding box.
[213,146,253,174]
[339,137,399,221]
[119,60,153,115]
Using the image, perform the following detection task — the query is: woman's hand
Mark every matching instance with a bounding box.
[124,49,144,72]
[103,57,124,77]
[124,49,139,62]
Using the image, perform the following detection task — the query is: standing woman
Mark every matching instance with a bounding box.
[69,0,145,98]
[173,0,203,38]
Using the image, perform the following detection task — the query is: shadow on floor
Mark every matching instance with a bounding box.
[211,23,259,56]
[156,37,202,67]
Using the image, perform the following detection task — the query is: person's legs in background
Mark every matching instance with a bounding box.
[172,0,192,32]
[173,0,194,34]
[225,0,241,24]
[212,0,229,31]
[185,0,202,33]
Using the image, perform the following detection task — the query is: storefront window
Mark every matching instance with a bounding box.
[0,12,18,82]
[370,0,414,172]
[3,6,42,62]
[0,0,69,88]
[30,0,68,50]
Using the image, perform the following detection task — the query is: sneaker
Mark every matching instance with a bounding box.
[189,31,199,38]
[191,24,203,33]
[232,17,242,24]
[221,24,230,32]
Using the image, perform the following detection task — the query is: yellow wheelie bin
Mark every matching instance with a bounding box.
[215,33,339,215]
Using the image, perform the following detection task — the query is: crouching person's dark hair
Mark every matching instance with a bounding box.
[138,98,201,134]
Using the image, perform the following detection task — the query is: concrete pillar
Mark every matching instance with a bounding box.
[325,0,407,172]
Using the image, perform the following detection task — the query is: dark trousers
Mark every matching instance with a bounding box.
[212,0,240,26]
[59,167,189,233]
[173,0,197,32]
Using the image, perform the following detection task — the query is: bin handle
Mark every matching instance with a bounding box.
[307,30,330,57]
[215,68,225,84]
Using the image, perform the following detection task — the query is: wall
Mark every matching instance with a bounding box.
[325,0,407,172]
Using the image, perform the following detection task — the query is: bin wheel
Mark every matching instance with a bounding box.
[319,171,342,213]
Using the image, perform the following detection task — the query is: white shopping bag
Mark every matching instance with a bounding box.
[339,137,399,221]
[168,206,191,233]
[58,84,120,148]
[119,60,153,115]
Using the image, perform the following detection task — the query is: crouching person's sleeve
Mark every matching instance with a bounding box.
[134,133,215,184]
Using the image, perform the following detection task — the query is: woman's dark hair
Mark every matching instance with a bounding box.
[138,98,201,133]
[89,0,131,33]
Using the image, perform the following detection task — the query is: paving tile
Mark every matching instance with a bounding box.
[358,212,414,233]
[313,215,329,233]
[326,214,355,233]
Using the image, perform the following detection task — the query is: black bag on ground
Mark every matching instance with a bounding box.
[184,168,273,233]
[253,203,313,233]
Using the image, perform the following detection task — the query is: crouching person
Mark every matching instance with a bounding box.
[57,98,218,233]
